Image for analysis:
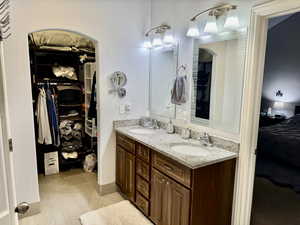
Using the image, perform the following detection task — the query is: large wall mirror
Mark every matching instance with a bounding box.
[191,36,247,134]
[149,46,178,118]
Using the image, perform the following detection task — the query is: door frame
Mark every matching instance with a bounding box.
[233,1,300,225]
[0,40,18,225]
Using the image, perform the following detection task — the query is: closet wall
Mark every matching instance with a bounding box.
[3,0,150,206]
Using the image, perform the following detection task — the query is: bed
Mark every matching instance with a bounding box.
[256,106,300,192]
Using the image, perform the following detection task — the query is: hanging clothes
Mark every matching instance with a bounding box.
[88,72,97,120]
[46,88,60,147]
[36,88,52,145]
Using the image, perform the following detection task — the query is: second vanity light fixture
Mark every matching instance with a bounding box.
[187,4,240,38]
[143,23,175,49]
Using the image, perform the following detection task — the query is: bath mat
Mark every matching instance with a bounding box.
[80,200,153,225]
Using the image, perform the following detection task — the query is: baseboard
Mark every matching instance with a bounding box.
[98,182,118,196]
[18,201,41,219]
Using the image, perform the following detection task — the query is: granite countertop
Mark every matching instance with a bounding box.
[115,126,238,169]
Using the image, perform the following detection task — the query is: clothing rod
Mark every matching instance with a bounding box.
[36,82,74,86]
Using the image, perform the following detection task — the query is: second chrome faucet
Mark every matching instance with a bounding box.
[198,132,213,147]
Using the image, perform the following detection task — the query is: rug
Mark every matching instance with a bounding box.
[80,200,153,225]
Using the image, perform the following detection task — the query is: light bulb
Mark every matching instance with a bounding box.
[186,21,200,37]
[152,34,163,47]
[224,10,240,30]
[200,35,212,40]
[204,16,218,34]
[163,31,175,45]
[143,36,152,49]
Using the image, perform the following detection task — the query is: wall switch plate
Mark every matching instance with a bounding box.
[125,103,131,112]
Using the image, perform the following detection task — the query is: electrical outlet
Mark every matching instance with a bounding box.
[119,104,126,114]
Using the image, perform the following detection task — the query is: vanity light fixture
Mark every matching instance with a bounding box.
[152,33,163,47]
[204,16,218,34]
[186,4,238,38]
[200,35,212,40]
[163,30,175,45]
[143,24,174,49]
[143,36,152,49]
[224,9,240,29]
[186,21,200,37]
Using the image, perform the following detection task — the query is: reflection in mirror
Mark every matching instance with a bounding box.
[150,46,178,118]
[191,37,246,134]
[195,49,214,120]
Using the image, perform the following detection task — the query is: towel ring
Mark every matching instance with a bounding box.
[177,65,187,76]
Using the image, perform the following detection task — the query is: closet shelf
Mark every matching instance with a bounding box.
[59,104,82,107]
[59,115,82,121]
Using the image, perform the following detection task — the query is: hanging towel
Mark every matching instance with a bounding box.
[36,88,52,145]
[171,76,187,105]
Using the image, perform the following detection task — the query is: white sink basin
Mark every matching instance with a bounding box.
[170,143,210,157]
[129,128,155,135]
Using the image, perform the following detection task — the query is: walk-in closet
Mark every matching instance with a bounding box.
[28,30,98,178]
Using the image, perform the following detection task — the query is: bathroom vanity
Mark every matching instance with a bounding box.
[115,126,237,225]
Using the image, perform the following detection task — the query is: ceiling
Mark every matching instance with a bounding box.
[268,14,294,30]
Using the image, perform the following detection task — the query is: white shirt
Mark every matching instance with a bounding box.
[36,88,52,145]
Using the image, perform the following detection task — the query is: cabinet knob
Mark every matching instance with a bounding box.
[159,178,165,183]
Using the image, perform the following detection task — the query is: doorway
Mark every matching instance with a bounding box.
[251,12,300,225]
[234,1,300,225]
[23,29,102,224]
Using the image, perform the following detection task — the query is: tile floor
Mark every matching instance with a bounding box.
[19,169,124,225]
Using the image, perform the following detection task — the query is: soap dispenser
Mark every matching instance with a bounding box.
[166,119,175,134]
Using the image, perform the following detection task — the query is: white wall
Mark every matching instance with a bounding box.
[3,0,150,204]
[262,13,300,118]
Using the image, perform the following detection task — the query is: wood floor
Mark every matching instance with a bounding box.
[19,169,124,225]
[251,177,300,225]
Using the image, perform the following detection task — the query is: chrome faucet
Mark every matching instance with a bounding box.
[181,128,191,139]
[198,132,213,147]
[152,119,159,129]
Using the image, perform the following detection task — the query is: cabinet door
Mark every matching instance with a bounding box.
[150,169,167,225]
[124,151,135,202]
[168,179,190,225]
[151,168,190,225]
[116,146,125,190]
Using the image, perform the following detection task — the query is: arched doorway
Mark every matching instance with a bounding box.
[25,29,106,221]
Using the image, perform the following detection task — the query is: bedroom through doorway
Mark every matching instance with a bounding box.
[251,11,300,225]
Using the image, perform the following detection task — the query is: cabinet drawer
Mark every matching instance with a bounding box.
[136,192,149,216]
[136,175,150,199]
[136,144,150,163]
[117,133,135,154]
[136,158,150,181]
[152,152,191,188]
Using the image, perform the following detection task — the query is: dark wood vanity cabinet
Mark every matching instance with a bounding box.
[116,134,136,202]
[116,132,236,225]
[116,146,124,189]
[151,168,190,225]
